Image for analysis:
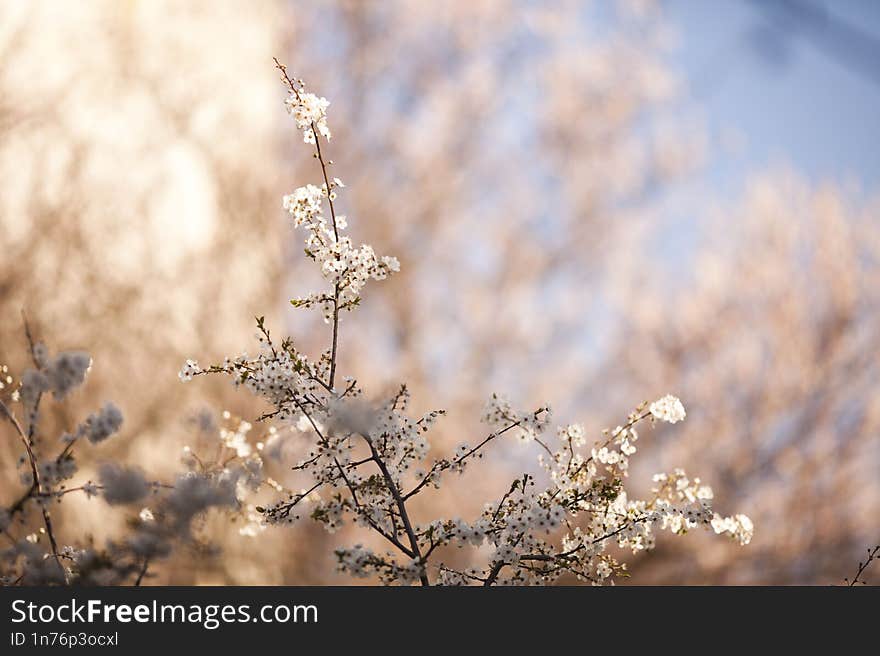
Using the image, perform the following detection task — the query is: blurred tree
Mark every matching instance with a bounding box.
[0,0,307,583]
[2,0,876,584]
[605,173,880,583]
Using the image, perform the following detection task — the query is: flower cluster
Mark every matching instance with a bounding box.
[711,513,755,545]
[283,180,399,321]
[275,68,399,323]
[0,338,134,584]
[98,463,150,505]
[76,402,124,444]
[16,347,91,427]
[482,394,552,443]
[284,84,331,144]
[0,333,267,586]
[419,398,752,586]
[649,394,687,424]
[180,65,753,586]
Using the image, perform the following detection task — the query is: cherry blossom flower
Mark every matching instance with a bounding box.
[649,394,687,424]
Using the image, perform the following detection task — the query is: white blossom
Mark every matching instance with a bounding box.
[649,395,687,424]
[178,359,201,382]
[711,513,755,546]
[284,89,331,144]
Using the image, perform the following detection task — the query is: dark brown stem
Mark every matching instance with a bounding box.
[7,482,36,517]
[363,437,429,585]
[483,561,505,586]
[329,283,340,389]
[847,544,880,586]
[0,399,67,583]
[292,398,414,557]
[135,558,150,586]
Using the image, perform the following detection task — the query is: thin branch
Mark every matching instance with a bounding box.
[549,410,651,502]
[483,516,651,586]
[361,435,429,585]
[328,283,340,389]
[292,398,413,558]
[404,409,547,501]
[134,558,150,586]
[846,543,880,586]
[0,398,67,583]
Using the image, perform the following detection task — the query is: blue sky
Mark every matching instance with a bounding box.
[667,0,880,193]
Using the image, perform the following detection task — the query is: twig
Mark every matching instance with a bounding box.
[0,398,67,583]
[361,435,429,585]
[134,558,150,586]
[846,543,880,586]
[403,409,547,502]
[292,398,414,557]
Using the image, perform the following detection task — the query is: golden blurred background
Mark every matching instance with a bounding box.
[1,0,878,584]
